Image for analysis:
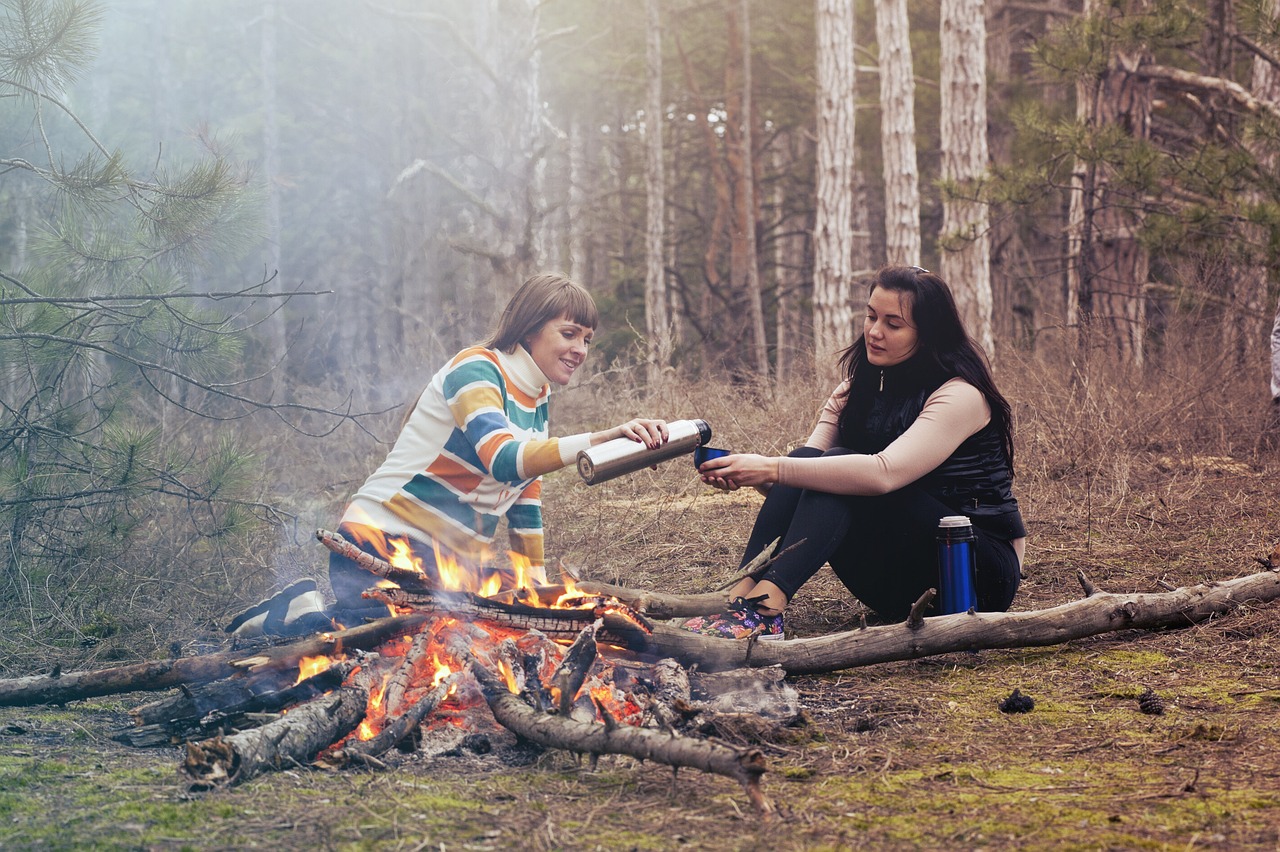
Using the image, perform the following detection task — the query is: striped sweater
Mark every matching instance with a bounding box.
[342,345,592,569]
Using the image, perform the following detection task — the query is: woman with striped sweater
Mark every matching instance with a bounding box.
[228,273,666,637]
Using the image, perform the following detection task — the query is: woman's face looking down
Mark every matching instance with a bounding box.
[524,315,593,386]
[863,287,920,368]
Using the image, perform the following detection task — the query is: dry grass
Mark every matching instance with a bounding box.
[3,333,1280,850]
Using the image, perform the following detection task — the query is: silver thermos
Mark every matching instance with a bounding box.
[577,419,712,485]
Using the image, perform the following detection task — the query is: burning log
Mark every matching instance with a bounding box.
[464,651,775,817]
[322,673,459,768]
[0,613,433,708]
[550,619,601,715]
[366,586,652,650]
[316,528,437,593]
[641,565,1280,674]
[181,664,377,791]
[117,661,358,747]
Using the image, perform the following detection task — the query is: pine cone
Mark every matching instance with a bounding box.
[998,688,1035,714]
[1138,687,1165,715]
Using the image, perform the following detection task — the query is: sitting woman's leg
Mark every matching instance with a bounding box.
[686,448,859,638]
[829,488,1021,620]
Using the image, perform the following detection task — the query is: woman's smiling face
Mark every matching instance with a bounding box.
[524,315,593,385]
[863,287,919,367]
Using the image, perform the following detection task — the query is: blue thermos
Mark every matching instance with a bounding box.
[936,515,978,614]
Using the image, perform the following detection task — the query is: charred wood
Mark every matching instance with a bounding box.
[322,674,459,767]
[552,619,600,715]
[466,656,774,817]
[116,662,357,747]
[180,669,375,791]
[0,613,432,707]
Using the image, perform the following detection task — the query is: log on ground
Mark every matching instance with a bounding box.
[642,567,1280,674]
[0,613,432,708]
[468,658,774,816]
[181,678,372,791]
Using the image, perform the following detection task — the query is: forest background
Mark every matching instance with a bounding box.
[2,0,1280,848]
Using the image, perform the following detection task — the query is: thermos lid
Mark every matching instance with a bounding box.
[937,515,972,528]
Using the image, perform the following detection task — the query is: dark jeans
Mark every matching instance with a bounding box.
[741,447,1021,621]
[325,522,438,625]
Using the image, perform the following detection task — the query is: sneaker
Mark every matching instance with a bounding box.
[224,579,331,638]
[680,595,785,640]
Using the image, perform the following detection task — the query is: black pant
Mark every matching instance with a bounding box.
[325,522,422,625]
[740,447,1021,621]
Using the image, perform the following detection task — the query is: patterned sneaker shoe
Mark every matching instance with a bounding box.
[680,595,785,640]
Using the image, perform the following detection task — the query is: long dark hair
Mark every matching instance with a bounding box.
[836,266,1016,468]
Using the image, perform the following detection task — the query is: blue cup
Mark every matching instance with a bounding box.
[694,446,730,468]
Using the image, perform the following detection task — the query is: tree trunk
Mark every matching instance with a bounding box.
[1252,0,1280,441]
[644,0,672,385]
[939,0,994,354]
[875,0,922,267]
[735,0,769,383]
[771,131,810,388]
[813,0,861,384]
[1066,0,1152,366]
[260,0,288,397]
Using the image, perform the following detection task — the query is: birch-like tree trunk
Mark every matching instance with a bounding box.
[813,0,859,384]
[939,0,994,354]
[736,0,769,382]
[1255,0,1280,442]
[260,0,288,396]
[771,132,810,388]
[1066,0,1152,366]
[644,0,672,384]
[875,0,921,266]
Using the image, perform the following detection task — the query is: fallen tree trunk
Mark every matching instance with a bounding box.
[0,613,432,707]
[642,567,1280,674]
[8,568,1277,708]
[180,674,373,790]
[466,655,774,816]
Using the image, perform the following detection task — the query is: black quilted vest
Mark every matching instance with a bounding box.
[839,366,1026,540]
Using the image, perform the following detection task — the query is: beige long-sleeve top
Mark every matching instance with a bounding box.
[775,377,1026,562]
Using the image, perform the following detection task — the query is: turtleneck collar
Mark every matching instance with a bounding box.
[497,344,552,397]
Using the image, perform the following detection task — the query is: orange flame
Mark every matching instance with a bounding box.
[296,655,334,686]
[430,655,453,689]
[496,658,519,693]
[355,672,393,741]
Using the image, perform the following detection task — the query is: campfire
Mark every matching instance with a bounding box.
[4,535,1278,822]
[157,528,780,814]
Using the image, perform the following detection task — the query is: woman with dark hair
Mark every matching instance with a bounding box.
[228,273,668,637]
[683,265,1026,639]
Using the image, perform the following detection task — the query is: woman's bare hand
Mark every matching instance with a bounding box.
[697,453,780,489]
[615,418,668,449]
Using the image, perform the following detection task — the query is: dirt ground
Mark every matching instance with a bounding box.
[2,418,1279,849]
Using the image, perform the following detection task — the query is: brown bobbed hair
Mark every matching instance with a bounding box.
[480,273,599,353]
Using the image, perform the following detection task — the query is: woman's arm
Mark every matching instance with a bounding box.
[701,379,990,493]
[443,349,667,481]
